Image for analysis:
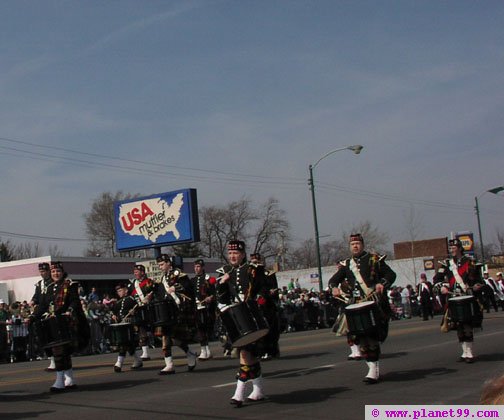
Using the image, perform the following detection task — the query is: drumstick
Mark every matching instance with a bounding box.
[123,304,139,320]
[332,296,349,304]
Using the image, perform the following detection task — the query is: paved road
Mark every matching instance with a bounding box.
[1,312,504,419]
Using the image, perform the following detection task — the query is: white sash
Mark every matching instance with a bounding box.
[349,258,373,296]
[162,274,180,305]
[449,259,468,293]
[134,280,146,302]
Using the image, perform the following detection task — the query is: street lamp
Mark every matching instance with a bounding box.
[474,185,504,262]
[308,145,364,292]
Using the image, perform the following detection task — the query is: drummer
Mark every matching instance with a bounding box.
[30,262,56,371]
[111,283,143,372]
[128,264,155,364]
[191,258,217,361]
[216,240,268,407]
[154,254,198,375]
[249,252,281,360]
[328,233,396,384]
[433,238,483,363]
[32,261,90,392]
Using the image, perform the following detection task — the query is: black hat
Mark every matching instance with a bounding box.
[38,263,50,270]
[194,259,205,266]
[134,264,146,272]
[115,282,128,290]
[156,254,172,263]
[228,240,245,251]
[50,261,64,270]
[448,239,463,248]
[349,233,364,243]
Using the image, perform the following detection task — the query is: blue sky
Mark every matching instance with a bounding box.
[1,1,503,256]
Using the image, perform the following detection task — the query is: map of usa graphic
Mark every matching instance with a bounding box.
[118,193,184,242]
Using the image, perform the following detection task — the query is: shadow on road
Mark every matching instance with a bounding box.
[473,353,504,362]
[267,352,331,361]
[383,367,456,382]
[0,411,54,419]
[267,386,351,404]
[69,377,159,392]
[266,365,335,379]
[381,352,408,359]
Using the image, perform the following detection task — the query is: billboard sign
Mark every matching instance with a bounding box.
[114,189,200,252]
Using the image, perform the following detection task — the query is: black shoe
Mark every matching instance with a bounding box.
[465,357,475,364]
[457,357,466,363]
[230,399,243,408]
[363,377,379,384]
[188,364,196,372]
[347,356,363,361]
[65,384,78,390]
[131,362,143,370]
[159,369,176,375]
[50,386,66,393]
[114,365,122,373]
[140,356,151,361]
[45,367,56,372]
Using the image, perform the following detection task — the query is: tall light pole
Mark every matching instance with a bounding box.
[475,185,504,262]
[308,145,364,292]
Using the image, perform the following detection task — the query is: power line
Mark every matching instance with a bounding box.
[0,230,87,242]
[0,136,305,183]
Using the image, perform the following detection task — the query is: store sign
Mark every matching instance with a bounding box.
[114,189,199,252]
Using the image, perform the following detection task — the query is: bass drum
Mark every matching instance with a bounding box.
[220,301,269,348]
[109,323,135,347]
[152,300,178,327]
[35,315,73,348]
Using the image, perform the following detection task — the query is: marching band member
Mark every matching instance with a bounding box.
[30,262,56,371]
[191,259,216,361]
[32,261,90,392]
[328,234,396,384]
[417,273,434,321]
[154,254,198,375]
[217,240,268,407]
[129,264,155,364]
[111,283,143,372]
[433,238,483,363]
[249,252,281,360]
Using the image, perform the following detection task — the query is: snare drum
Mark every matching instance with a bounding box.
[136,304,152,325]
[345,301,380,336]
[109,323,135,347]
[220,301,269,348]
[37,315,73,348]
[448,295,478,323]
[152,300,178,327]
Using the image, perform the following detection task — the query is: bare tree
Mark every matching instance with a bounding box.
[200,197,290,264]
[11,242,42,259]
[496,228,504,254]
[0,239,64,261]
[0,239,14,262]
[320,239,347,266]
[287,239,317,270]
[83,191,139,257]
[249,197,290,261]
[200,197,256,261]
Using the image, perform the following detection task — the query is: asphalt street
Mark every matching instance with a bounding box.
[1,312,504,419]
